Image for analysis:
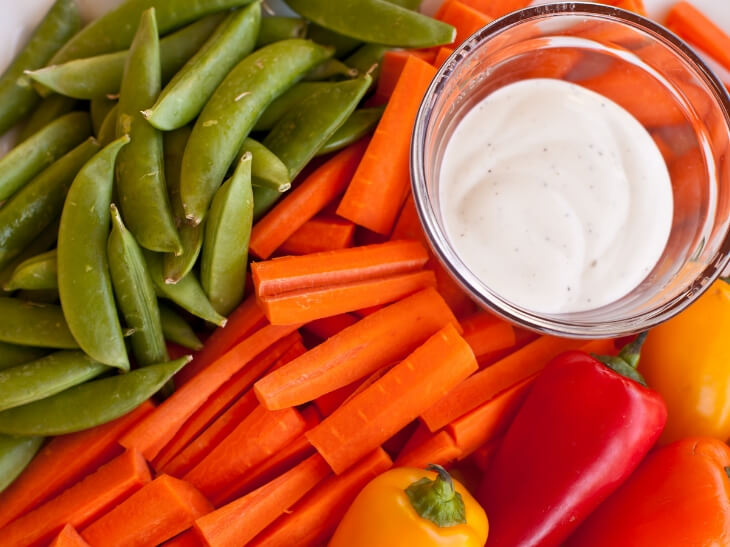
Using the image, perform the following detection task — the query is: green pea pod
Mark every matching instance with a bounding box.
[317,106,384,156]
[303,59,359,81]
[58,136,130,369]
[202,153,254,316]
[28,15,226,101]
[0,297,76,349]
[163,127,203,285]
[159,303,203,351]
[307,23,362,58]
[116,9,181,255]
[345,43,390,86]
[0,220,59,291]
[253,82,329,132]
[0,343,49,371]
[0,138,99,272]
[146,251,227,326]
[108,204,168,367]
[49,0,257,64]
[97,105,119,147]
[0,435,43,494]
[389,0,423,8]
[0,112,91,201]
[0,351,110,412]
[0,356,191,436]
[0,0,80,136]
[19,96,77,142]
[181,39,334,225]
[4,250,57,292]
[239,138,291,193]
[144,3,262,131]
[257,16,308,47]
[90,97,117,136]
[287,0,455,47]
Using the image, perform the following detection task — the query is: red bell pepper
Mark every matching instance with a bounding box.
[567,437,730,546]
[477,334,667,547]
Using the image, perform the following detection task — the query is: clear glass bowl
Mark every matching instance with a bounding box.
[411,2,730,338]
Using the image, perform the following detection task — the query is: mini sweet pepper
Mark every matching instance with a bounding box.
[329,465,488,547]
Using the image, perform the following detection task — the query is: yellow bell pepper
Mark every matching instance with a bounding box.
[639,280,730,444]
[329,465,488,547]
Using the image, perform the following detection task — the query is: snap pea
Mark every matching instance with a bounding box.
[17,289,59,305]
[108,204,167,367]
[345,43,390,85]
[146,251,227,326]
[284,0,455,48]
[181,39,333,224]
[303,59,359,81]
[0,138,99,272]
[19,96,77,142]
[159,303,203,350]
[0,0,80,136]
[0,220,58,291]
[253,82,329,132]
[144,3,261,131]
[307,23,362,58]
[390,0,423,8]
[0,112,91,202]
[257,16,308,47]
[90,97,117,136]
[97,105,118,147]
[0,356,191,436]
[49,0,257,64]
[0,343,49,371]
[116,9,180,255]
[0,297,77,349]
[4,250,57,291]
[0,435,43,494]
[0,351,109,412]
[28,15,226,101]
[163,127,202,284]
[57,136,130,369]
[239,138,291,193]
[317,106,384,156]
[202,153,253,316]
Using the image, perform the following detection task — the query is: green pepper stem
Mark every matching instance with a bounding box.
[405,464,466,528]
[593,332,649,387]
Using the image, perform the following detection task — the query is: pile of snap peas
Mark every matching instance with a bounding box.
[0,0,454,490]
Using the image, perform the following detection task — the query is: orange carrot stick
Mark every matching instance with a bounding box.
[391,195,427,243]
[433,46,455,67]
[120,324,301,461]
[176,296,267,386]
[0,401,154,529]
[279,215,355,256]
[252,240,429,298]
[194,454,331,547]
[433,261,478,318]
[460,312,517,363]
[303,313,359,341]
[80,475,212,547]
[161,530,204,547]
[436,0,493,45]
[420,335,586,432]
[373,50,427,104]
[50,525,89,547]
[259,269,437,325]
[184,406,307,505]
[314,380,362,417]
[447,374,535,458]
[395,431,462,468]
[248,448,392,547]
[254,288,460,410]
[337,56,437,234]
[609,0,647,15]
[1,449,151,547]
[250,140,368,259]
[459,0,531,18]
[307,323,478,474]
[666,1,730,72]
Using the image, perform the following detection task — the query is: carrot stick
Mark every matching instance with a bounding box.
[338,56,437,235]
[259,270,437,325]
[161,530,204,547]
[1,449,151,547]
[154,333,302,471]
[249,140,368,259]
[459,0,531,18]
[395,431,462,468]
[307,323,478,474]
[255,288,460,410]
[81,475,212,547]
[433,47,455,67]
[436,0,493,45]
[666,2,730,72]
[248,448,392,547]
[391,195,426,243]
[420,335,586,432]
[470,437,500,473]
[194,454,331,547]
[253,240,429,298]
[50,525,89,547]
[184,406,307,505]
[446,374,535,458]
[0,401,154,529]
[279,215,355,256]
[120,324,301,461]
[433,260,478,318]
[176,296,267,386]
[609,0,647,15]
[460,312,517,364]
[303,313,359,341]
[373,50,427,105]
[398,422,433,458]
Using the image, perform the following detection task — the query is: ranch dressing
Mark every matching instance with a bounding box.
[440,78,673,314]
